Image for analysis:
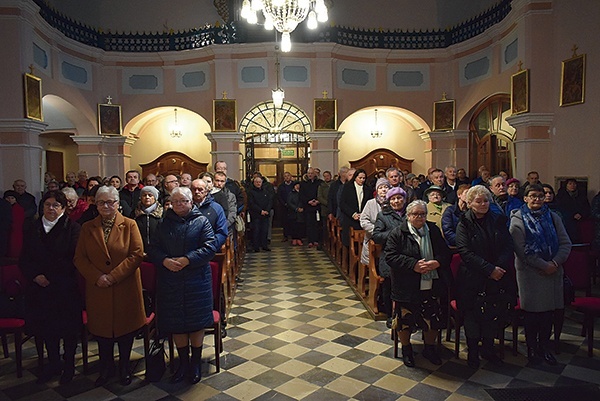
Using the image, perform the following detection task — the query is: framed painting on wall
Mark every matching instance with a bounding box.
[213,99,237,131]
[511,69,529,115]
[560,53,585,107]
[314,99,337,130]
[98,103,122,135]
[433,99,455,131]
[24,73,43,121]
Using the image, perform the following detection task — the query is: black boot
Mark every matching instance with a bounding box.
[481,338,503,366]
[38,337,62,383]
[95,339,115,387]
[422,344,442,365]
[466,338,480,369]
[171,346,189,383]
[60,337,77,384]
[189,346,202,384]
[119,359,132,386]
[401,345,415,368]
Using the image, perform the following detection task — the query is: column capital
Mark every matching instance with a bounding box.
[0,118,48,134]
[420,130,469,141]
[506,113,554,128]
[205,132,243,143]
[307,131,345,141]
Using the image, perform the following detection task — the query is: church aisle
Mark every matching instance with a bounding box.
[1,234,599,400]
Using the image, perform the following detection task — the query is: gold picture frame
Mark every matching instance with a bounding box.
[433,99,455,131]
[560,53,585,107]
[511,69,529,115]
[24,73,43,121]
[98,103,122,135]
[314,99,337,131]
[213,99,237,131]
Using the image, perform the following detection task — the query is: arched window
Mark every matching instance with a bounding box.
[240,101,311,184]
[469,94,516,178]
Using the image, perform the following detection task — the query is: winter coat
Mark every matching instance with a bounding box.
[19,214,82,337]
[385,220,452,303]
[195,195,228,250]
[119,185,143,218]
[248,185,273,219]
[556,187,591,242]
[74,212,146,338]
[359,198,384,265]
[148,207,218,334]
[426,201,450,232]
[286,190,305,223]
[372,205,405,277]
[135,203,164,252]
[339,182,373,247]
[510,208,571,312]
[441,204,466,247]
[455,209,516,311]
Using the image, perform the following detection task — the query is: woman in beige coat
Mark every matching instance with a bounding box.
[74,185,145,387]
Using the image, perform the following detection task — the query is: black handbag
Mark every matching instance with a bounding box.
[475,283,513,323]
[145,338,166,382]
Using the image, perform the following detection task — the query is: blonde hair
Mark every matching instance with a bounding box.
[466,185,491,204]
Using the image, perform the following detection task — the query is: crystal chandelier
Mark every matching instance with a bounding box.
[170,108,182,138]
[370,109,383,138]
[241,0,329,52]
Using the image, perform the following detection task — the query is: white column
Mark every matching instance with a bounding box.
[307,131,345,174]
[205,132,243,180]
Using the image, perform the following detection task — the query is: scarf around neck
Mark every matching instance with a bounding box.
[519,203,559,260]
[408,222,439,287]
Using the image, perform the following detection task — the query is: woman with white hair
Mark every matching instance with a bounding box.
[385,200,452,367]
[456,185,516,368]
[148,187,219,384]
[74,185,146,387]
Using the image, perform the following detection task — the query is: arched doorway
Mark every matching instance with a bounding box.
[240,100,311,185]
[469,94,516,178]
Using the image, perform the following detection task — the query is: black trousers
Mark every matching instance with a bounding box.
[304,208,320,244]
[523,310,554,350]
[463,308,498,342]
[251,215,269,250]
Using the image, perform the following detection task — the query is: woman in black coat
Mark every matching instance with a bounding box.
[385,200,451,367]
[286,181,305,245]
[456,185,516,369]
[372,186,407,323]
[148,187,219,384]
[134,185,163,254]
[19,190,82,384]
[339,168,372,247]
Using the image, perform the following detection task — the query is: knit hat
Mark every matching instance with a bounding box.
[3,190,18,199]
[506,178,520,187]
[386,186,406,200]
[375,178,390,189]
[406,173,416,181]
[140,185,160,199]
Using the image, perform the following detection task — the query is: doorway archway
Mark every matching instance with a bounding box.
[240,100,311,185]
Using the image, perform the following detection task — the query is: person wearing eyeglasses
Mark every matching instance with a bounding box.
[74,185,145,387]
[385,200,452,368]
[19,190,82,384]
[148,187,218,384]
[510,184,571,365]
[455,185,516,369]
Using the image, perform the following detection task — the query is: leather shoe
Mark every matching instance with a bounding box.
[401,345,415,368]
[119,372,132,386]
[537,349,557,366]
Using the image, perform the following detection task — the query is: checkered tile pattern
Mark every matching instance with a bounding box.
[1,232,599,400]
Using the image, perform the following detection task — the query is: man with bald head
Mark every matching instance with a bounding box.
[12,179,37,219]
[144,174,158,187]
[163,175,180,195]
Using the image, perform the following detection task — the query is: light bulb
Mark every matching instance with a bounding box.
[281,31,292,52]
[264,14,274,30]
[317,8,328,23]
[251,0,263,11]
[272,88,285,108]
[247,11,258,25]
[307,11,317,29]
[241,0,251,19]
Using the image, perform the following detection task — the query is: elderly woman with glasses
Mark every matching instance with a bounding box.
[510,184,571,365]
[385,200,451,367]
[74,185,146,387]
[148,187,219,384]
[19,190,82,384]
[456,185,516,369]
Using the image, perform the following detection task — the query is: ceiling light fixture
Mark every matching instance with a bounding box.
[170,108,182,138]
[370,108,383,138]
[272,54,284,108]
[241,0,328,52]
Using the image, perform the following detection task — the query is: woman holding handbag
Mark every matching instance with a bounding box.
[456,185,516,369]
[510,184,571,365]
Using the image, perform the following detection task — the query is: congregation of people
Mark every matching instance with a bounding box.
[1,161,599,385]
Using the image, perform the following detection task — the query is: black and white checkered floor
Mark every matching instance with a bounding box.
[1,236,599,400]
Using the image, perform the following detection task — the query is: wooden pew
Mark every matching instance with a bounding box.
[349,228,365,286]
[367,240,383,314]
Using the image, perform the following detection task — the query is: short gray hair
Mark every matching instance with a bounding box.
[171,186,193,201]
[406,200,427,215]
[62,187,77,200]
[466,185,492,204]
[96,185,118,201]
